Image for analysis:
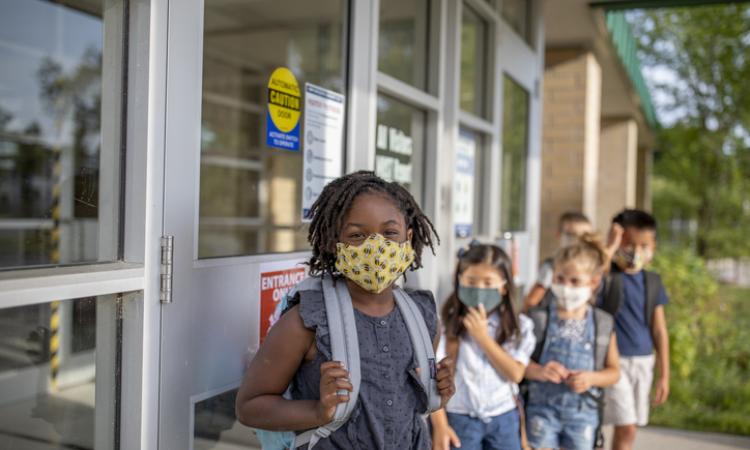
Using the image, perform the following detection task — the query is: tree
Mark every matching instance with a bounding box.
[629,5,750,258]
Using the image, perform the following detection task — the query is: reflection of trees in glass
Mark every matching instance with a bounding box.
[501,76,529,231]
[378,0,428,89]
[0,102,50,218]
[288,23,344,92]
[38,47,102,218]
[0,106,11,129]
[379,19,418,85]
[460,7,486,116]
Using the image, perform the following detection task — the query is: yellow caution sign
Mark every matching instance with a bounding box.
[266,67,301,150]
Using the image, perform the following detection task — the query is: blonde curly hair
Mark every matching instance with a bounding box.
[553,232,608,277]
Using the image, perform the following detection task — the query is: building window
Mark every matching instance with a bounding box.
[0,291,140,450]
[0,0,119,269]
[501,0,530,41]
[199,0,347,258]
[375,95,426,201]
[501,75,529,231]
[378,0,430,90]
[460,4,489,118]
[454,129,486,238]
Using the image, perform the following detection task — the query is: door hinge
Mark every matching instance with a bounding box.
[160,235,174,304]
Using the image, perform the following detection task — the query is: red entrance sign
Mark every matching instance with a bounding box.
[259,267,307,342]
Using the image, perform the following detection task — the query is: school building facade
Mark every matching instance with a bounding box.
[0,0,663,449]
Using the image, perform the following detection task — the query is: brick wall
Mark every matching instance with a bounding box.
[540,49,601,259]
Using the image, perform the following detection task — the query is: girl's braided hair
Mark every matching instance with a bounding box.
[306,171,439,276]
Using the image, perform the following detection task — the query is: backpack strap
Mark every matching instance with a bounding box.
[600,268,624,317]
[393,288,442,413]
[592,307,614,371]
[588,307,614,450]
[528,297,552,363]
[643,271,662,328]
[294,276,361,449]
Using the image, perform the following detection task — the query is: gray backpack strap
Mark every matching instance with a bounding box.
[294,276,361,449]
[643,271,662,328]
[600,269,624,317]
[592,308,614,371]
[528,300,551,363]
[393,288,442,413]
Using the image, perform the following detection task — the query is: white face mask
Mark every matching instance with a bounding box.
[550,283,592,311]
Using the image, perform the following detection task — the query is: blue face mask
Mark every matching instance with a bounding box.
[457,285,502,311]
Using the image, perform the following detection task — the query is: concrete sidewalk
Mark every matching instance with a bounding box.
[603,425,750,450]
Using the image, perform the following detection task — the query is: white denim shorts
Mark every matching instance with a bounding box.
[603,354,656,427]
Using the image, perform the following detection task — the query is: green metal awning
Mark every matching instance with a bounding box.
[604,10,658,128]
[592,0,750,9]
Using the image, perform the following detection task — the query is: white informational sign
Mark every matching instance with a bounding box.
[302,83,345,220]
[454,132,476,237]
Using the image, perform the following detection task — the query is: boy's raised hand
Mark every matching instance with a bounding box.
[435,357,456,408]
[541,361,569,383]
[316,361,353,424]
[606,223,625,258]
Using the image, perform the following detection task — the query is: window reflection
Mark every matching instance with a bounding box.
[0,0,111,269]
[460,5,488,117]
[0,292,137,449]
[378,0,430,90]
[501,76,529,231]
[193,388,260,450]
[455,129,485,237]
[375,95,426,201]
[199,0,347,258]
[501,0,530,41]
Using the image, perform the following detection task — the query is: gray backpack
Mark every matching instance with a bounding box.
[254,275,442,449]
[600,265,663,328]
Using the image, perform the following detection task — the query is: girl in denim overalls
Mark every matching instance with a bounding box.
[524,234,620,450]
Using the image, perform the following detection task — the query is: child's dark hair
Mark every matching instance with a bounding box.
[612,209,657,231]
[306,171,439,276]
[441,244,520,345]
[558,211,591,232]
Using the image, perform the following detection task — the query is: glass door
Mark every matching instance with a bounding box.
[497,0,543,292]
[159,1,349,448]
[0,1,145,449]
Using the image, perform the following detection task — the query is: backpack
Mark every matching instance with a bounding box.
[253,275,442,450]
[599,264,663,328]
[525,290,615,449]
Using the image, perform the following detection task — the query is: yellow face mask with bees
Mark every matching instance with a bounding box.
[334,234,416,294]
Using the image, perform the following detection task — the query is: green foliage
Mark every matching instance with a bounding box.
[629,5,750,258]
[649,249,750,435]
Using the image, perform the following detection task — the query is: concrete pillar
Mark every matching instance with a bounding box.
[539,49,601,259]
[596,118,638,229]
[636,146,653,211]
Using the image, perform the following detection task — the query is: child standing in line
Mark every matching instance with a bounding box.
[598,210,670,450]
[235,171,455,449]
[431,243,536,450]
[523,212,593,312]
[525,234,620,450]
